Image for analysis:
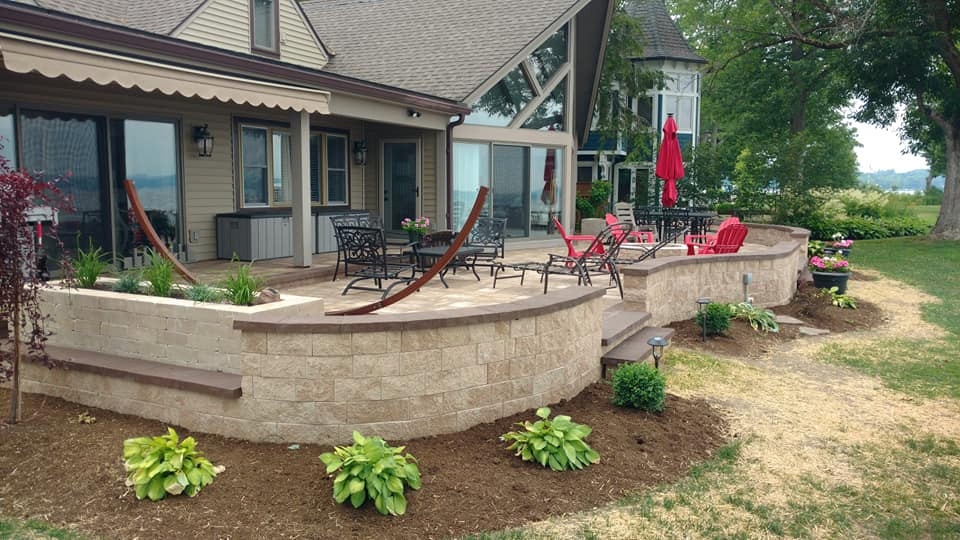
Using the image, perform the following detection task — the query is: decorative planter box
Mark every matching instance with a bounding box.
[811,271,850,294]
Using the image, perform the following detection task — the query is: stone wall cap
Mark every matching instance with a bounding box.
[233,286,606,333]
[743,222,810,239]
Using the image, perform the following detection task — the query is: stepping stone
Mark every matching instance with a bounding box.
[798,326,830,337]
[775,315,805,325]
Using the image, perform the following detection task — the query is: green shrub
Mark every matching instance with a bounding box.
[696,303,733,336]
[808,240,826,258]
[221,257,264,306]
[122,427,223,501]
[185,283,223,303]
[500,407,599,471]
[73,239,110,288]
[796,215,929,240]
[715,202,737,215]
[319,431,421,516]
[112,270,142,294]
[819,286,857,309]
[612,363,666,411]
[729,302,780,333]
[142,249,174,297]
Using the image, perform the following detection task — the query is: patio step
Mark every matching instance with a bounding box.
[38,345,243,399]
[601,326,675,379]
[601,308,652,351]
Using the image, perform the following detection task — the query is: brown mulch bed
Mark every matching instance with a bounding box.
[669,283,885,359]
[0,383,727,539]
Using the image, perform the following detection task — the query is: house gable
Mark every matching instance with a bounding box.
[173,0,328,70]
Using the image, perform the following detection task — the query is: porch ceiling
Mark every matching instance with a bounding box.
[0,32,331,114]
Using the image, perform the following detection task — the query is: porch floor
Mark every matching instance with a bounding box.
[183,242,768,315]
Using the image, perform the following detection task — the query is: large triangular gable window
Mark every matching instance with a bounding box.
[466,26,570,131]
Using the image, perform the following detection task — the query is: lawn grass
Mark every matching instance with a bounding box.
[0,517,85,540]
[910,205,941,226]
[819,237,960,400]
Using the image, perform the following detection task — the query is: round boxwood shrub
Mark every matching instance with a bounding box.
[696,302,733,336]
[612,363,666,412]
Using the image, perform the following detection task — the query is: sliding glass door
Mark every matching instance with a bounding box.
[492,145,530,238]
[111,119,181,261]
[20,110,109,259]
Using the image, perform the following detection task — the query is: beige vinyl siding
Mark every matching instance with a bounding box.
[176,0,327,70]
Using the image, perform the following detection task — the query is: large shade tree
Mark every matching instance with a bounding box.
[717,0,960,238]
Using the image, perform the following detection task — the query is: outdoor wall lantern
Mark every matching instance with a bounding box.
[647,336,668,369]
[696,297,711,342]
[193,124,214,158]
[407,109,422,118]
[353,140,368,166]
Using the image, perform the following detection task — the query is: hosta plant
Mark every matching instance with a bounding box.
[819,286,857,309]
[500,407,599,471]
[729,302,780,333]
[319,432,421,516]
[123,427,224,501]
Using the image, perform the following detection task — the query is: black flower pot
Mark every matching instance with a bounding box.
[811,271,850,294]
[823,247,852,257]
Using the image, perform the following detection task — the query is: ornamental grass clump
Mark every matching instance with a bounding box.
[500,407,600,471]
[221,257,264,306]
[142,249,174,297]
[72,239,110,289]
[696,302,733,336]
[319,432,421,516]
[808,255,850,273]
[612,363,666,412]
[122,427,224,501]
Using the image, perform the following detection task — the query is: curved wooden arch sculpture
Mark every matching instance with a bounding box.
[123,179,199,284]
[327,187,489,316]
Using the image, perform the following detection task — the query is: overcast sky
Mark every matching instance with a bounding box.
[844,105,928,173]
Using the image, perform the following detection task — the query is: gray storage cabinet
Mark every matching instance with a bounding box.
[217,213,302,260]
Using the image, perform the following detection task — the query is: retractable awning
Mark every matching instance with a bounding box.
[0,32,330,114]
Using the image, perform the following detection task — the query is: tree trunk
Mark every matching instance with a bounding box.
[8,304,21,424]
[925,172,934,192]
[930,124,960,240]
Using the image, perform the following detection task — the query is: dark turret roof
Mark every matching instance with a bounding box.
[625,0,706,64]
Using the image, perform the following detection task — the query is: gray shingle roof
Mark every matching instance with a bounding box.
[624,0,705,64]
[31,0,205,35]
[301,0,582,102]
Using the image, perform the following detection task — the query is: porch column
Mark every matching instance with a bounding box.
[290,110,312,267]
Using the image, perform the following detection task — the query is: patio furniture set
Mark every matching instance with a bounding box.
[328,210,747,300]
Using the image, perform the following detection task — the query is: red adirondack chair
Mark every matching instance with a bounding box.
[554,216,604,258]
[605,213,654,244]
[685,216,740,255]
[690,223,748,255]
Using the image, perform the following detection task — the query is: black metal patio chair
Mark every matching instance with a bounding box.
[493,222,633,298]
[330,213,382,281]
[338,226,416,299]
[462,217,507,276]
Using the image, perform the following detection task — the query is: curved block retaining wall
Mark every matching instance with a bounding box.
[22,286,604,444]
[622,224,810,326]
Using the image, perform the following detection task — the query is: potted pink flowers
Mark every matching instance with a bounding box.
[809,254,851,294]
[823,232,853,257]
[401,216,430,243]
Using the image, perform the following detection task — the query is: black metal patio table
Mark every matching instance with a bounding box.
[412,245,483,288]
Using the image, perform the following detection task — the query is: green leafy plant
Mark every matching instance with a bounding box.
[807,240,826,258]
[185,283,223,303]
[221,257,264,306]
[112,270,142,294]
[729,302,780,333]
[122,427,224,501]
[612,363,666,412]
[142,249,174,297]
[500,407,600,471]
[319,431,421,516]
[695,303,733,336]
[72,239,110,288]
[819,286,858,309]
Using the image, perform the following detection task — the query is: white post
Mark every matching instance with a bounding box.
[290,109,312,267]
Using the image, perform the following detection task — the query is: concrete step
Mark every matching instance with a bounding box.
[601,326,675,379]
[601,307,652,351]
[41,345,243,399]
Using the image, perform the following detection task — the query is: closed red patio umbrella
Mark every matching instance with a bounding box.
[655,114,683,207]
